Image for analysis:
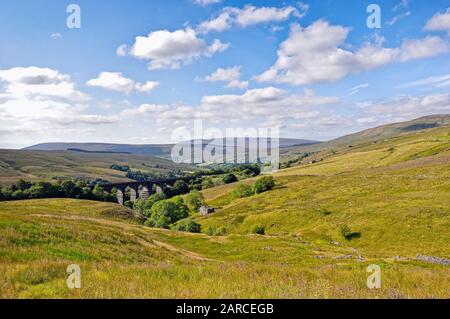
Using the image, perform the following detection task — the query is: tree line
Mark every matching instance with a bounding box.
[0,179,116,202]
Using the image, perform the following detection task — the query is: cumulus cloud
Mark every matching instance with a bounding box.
[398,36,450,61]
[0,67,114,147]
[117,28,228,69]
[425,7,450,35]
[256,21,450,86]
[197,4,307,33]
[122,87,339,127]
[0,66,88,102]
[86,72,159,94]
[204,66,248,89]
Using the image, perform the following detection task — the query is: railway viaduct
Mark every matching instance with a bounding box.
[102,176,197,206]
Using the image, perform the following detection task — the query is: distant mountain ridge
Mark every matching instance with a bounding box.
[24,138,319,157]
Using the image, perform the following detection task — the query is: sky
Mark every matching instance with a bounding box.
[1,0,450,148]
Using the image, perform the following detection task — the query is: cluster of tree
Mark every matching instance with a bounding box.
[110,164,130,172]
[0,179,116,202]
[125,169,183,182]
[133,190,205,233]
[231,176,276,199]
[281,152,314,168]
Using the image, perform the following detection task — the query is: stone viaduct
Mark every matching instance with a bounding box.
[102,176,197,206]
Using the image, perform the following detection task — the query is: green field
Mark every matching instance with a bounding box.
[0,123,449,298]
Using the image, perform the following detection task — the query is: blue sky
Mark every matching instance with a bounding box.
[0,0,450,148]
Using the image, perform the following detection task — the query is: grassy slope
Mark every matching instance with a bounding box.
[0,150,194,185]
[199,127,450,259]
[0,199,448,298]
[0,126,449,298]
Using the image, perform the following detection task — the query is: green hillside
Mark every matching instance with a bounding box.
[281,114,450,164]
[0,199,448,298]
[0,150,195,186]
[200,125,450,258]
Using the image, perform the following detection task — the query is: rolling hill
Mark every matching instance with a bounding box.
[0,150,195,186]
[0,117,449,298]
[281,114,450,162]
[25,138,317,157]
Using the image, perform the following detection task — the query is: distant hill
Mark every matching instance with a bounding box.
[24,138,319,157]
[0,150,195,186]
[24,143,175,157]
[282,114,450,160]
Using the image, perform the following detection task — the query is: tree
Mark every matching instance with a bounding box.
[184,190,205,212]
[60,180,81,198]
[232,183,254,198]
[173,180,190,195]
[237,164,261,177]
[171,218,201,233]
[253,176,275,194]
[124,200,133,209]
[17,179,32,191]
[146,198,189,229]
[139,193,167,217]
[92,184,106,200]
[11,190,25,200]
[222,173,238,184]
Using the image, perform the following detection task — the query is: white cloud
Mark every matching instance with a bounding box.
[194,0,222,6]
[397,74,450,89]
[135,81,160,92]
[346,84,370,96]
[0,67,114,147]
[425,7,450,35]
[386,11,411,26]
[122,87,339,127]
[398,36,450,61]
[86,72,159,94]
[362,94,450,119]
[197,4,307,33]
[0,66,88,102]
[50,33,62,39]
[204,66,249,89]
[256,21,450,86]
[118,28,228,69]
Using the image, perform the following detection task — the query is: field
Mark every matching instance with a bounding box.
[0,124,449,298]
[0,150,195,186]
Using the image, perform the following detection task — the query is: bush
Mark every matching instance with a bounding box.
[171,218,201,233]
[340,225,361,241]
[232,183,254,198]
[222,173,238,184]
[138,193,167,217]
[173,180,190,195]
[251,225,265,235]
[145,197,189,229]
[205,226,227,236]
[124,200,133,209]
[184,190,205,212]
[253,176,275,194]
